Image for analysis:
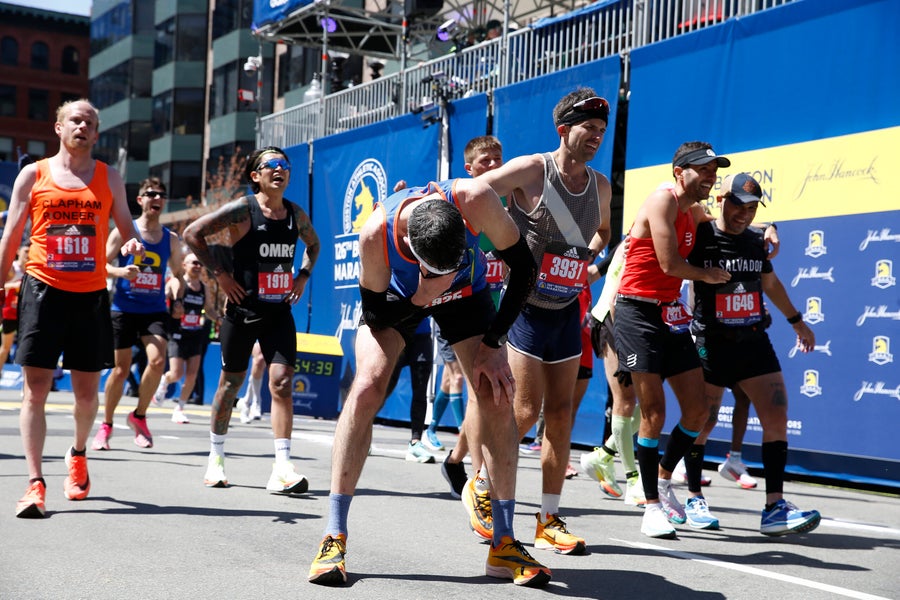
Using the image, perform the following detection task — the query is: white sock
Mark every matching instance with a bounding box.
[274,438,291,463]
[540,493,561,518]
[730,451,742,462]
[210,432,226,459]
[475,467,491,493]
[249,375,263,407]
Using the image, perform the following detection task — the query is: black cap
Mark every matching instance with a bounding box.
[722,173,765,206]
[673,147,731,169]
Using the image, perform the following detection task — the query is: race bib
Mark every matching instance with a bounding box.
[484,253,505,293]
[46,224,96,272]
[131,265,163,295]
[536,241,590,298]
[427,285,473,308]
[258,262,292,302]
[714,281,763,326]
[180,312,203,330]
[661,301,692,333]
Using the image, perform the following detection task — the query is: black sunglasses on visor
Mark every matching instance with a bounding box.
[557,96,610,126]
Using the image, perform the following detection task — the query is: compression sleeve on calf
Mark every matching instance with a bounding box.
[484,235,536,346]
[359,286,416,331]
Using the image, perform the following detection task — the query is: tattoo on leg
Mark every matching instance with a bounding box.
[771,384,788,408]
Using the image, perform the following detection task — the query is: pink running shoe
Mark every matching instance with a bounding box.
[91,422,113,451]
[127,411,153,448]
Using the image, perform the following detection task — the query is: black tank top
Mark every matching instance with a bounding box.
[231,195,299,312]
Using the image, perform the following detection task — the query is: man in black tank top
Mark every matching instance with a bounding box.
[184,146,320,496]
[683,173,820,537]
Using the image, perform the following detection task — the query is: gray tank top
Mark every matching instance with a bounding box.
[509,152,602,309]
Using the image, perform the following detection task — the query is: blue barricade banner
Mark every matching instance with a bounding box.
[626,0,900,485]
[284,142,312,333]
[447,92,490,178]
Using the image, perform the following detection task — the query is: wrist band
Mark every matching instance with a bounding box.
[787,312,803,324]
[299,267,311,278]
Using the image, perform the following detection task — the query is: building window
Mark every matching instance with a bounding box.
[0,85,15,117]
[0,136,12,162]
[28,89,50,121]
[1,36,18,66]
[154,17,175,68]
[30,41,49,70]
[61,46,80,75]
[212,0,253,40]
[26,140,46,159]
[90,1,132,55]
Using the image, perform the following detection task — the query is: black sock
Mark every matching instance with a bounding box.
[660,425,698,473]
[683,444,706,494]
[635,444,660,501]
[29,477,46,487]
[133,413,146,420]
[70,447,86,457]
[762,440,788,496]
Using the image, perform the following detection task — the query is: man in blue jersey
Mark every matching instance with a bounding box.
[93,177,184,450]
[308,177,549,587]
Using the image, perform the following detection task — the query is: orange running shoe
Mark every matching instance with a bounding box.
[64,447,91,501]
[16,480,46,518]
[485,536,551,587]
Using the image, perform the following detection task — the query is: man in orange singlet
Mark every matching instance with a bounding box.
[0,99,145,518]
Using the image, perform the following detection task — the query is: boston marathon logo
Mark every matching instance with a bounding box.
[868,336,893,366]
[803,296,825,325]
[334,159,388,290]
[799,369,822,398]
[871,259,896,289]
[804,230,827,258]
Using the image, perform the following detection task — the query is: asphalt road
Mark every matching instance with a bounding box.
[1,391,898,600]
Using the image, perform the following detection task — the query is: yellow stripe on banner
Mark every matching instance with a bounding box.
[623,126,900,228]
[296,332,344,357]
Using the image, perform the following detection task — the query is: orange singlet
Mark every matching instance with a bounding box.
[26,159,113,293]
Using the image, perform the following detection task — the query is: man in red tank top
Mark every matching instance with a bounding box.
[612,142,731,539]
[0,99,144,519]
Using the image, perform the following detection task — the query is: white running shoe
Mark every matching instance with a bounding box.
[673,458,711,486]
[624,474,647,507]
[657,479,686,524]
[641,503,676,539]
[266,462,309,495]
[405,441,436,463]
[236,397,253,424]
[204,456,228,488]
[152,378,167,407]
[171,406,190,424]
[718,454,759,489]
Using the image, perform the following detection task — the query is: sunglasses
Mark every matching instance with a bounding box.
[256,157,291,172]
[143,190,167,199]
[419,249,472,279]
[189,260,202,265]
[572,96,610,112]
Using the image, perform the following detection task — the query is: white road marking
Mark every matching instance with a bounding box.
[610,538,892,600]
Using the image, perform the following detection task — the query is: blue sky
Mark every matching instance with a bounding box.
[7,0,91,17]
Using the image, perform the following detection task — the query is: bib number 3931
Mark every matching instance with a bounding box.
[536,242,590,298]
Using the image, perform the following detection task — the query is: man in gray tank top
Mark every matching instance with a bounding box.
[480,88,612,555]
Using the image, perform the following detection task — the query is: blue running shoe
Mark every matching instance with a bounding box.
[685,495,720,530]
[760,499,821,536]
[423,429,444,452]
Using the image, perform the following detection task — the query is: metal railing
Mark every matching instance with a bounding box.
[260,0,792,147]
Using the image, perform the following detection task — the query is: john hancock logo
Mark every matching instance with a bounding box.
[804,230,827,258]
[803,296,825,325]
[800,369,822,398]
[871,259,896,289]
[869,336,893,366]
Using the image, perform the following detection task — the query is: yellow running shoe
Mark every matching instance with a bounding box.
[534,512,586,555]
[309,534,347,585]
[486,536,551,587]
[461,476,492,541]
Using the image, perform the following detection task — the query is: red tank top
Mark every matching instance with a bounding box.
[618,194,696,303]
[27,159,114,293]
